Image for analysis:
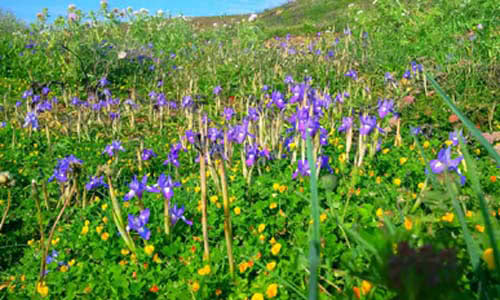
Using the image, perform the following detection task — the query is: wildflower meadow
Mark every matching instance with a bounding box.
[0,0,499,299]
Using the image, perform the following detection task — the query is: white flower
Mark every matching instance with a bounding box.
[118,51,127,59]
[156,9,164,16]
[68,4,76,10]
[248,14,257,22]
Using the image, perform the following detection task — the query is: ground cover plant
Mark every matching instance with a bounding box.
[0,0,499,299]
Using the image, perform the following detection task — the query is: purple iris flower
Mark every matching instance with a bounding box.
[271,91,286,110]
[230,120,254,144]
[284,75,294,84]
[182,96,193,109]
[127,208,151,240]
[384,72,395,83]
[41,86,50,95]
[185,130,196,144]
[292,159,311,179]
[377,99,394,119]
[124,175,153,201]
[124,99,138,109]
[246,144,259,166]
[410,126,422,136]
[16,101,22,107]
[359,115,378,135]
[46,250,59,264]
[85,176,108,191]
[48,155,83,183]
[338,117,353,132]
[213,86,222,95]
[403,70,411,79]
[22,89,33,99]
[344,69,358,80]
[224,107,235,121]
[36,101,52,113]
[102,140,125,157]
[248,107,259,121]
[318,155,334,174]
[71,97,81,106]
[141,148,157,161]
[148,174,181,200]
[23,112,39,129]
[449,131,463,146]
[99,77,109,87]
[410,61,423,73]
[319,128,328,145]
[429,147,463,174]
[0,122,5,128]
[170,204,193,226]
[163,143,183,168]
[208,127,223,142]
[109,111,120,120]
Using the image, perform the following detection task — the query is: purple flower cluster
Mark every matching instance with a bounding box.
[127,208,151,240]
[48,155,83,183]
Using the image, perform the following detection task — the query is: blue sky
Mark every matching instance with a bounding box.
[1,0,288,23]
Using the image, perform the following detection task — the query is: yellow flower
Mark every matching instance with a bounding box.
[441,212,455,223]
[466,211,474,218]
[191,281,200,292]
[81,226,89,235]
[361,280,372,295]
[123,202,130,208]
[239,262,249,273]
[84,220,90,226]
[121,249,130,256]
[382,148,390,154]
[96,225,104,234]
[258,224,266,233]
[476,225,485,233]
[102,217,108,224]
[483,248,495,270]
[475,148,481,155]
[289,142,296,150]
[101,232,110,241]
[445,140,453,147]
[234,207,241,215]
[210,195,218,203]
[404,217,413,231]
[266,261,277,271]
[423,141,430,149]
[418,182,425,190]
[119,260,128,266]
[399,157,408,165]
[269,202,277,209]
[271,243,282,256]
[376,176,382,184]
[145,244,155,256]
[273,183,280,191]
[338,153,346,163]
[60,265,68,272]
[376,208,383,218]
[36,281,49,297]
[68,259,75,266]
[20,274,26,281]
[266,283,278,298]
[320,213,327,223]
[279,185,287,193]
[153,253,162,263]
[251,293,264,300]
[269,237,277,245]
[393,178,401,186]
[51,237,59,246]
[198,265,211,275]
[28,239,35,246]
[194,186,201,193]
[101,203,108,210]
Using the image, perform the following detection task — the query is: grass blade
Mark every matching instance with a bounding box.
[306,135,320,300]
[459,135,500,275]
[426,73,500,165]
